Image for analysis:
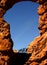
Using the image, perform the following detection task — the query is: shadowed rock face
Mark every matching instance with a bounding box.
[0,0,46,10]
[0,0,47,65]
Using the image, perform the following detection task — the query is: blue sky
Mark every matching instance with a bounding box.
[4,1,39,50]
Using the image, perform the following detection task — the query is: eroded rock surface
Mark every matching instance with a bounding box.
[26,0,47,65]
[26,32,47,64]
[0,0,47,65]
[0,0,13,64]
[0,18,13,64]
[0,0,46,11]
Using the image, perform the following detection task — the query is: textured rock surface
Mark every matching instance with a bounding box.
[0,55,10,65]
[0,18,13,51]
[25,32,47,65]
[0,0,47,65]
[0,0,46,11]
[0,18,13,64]
[26,0,47,65]
[0,0,13,65]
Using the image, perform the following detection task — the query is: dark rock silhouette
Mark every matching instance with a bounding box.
[10,52,31,65]
[19,48,27,53]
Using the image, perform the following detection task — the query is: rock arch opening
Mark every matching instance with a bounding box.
[0,0,47,65]
[4,1,39,50]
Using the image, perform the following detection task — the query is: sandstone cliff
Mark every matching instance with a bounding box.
[26,0,47,65]
[0,0,47,65]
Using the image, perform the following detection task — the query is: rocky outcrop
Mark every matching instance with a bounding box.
[31,0,47,4]
[0,19,13,65]
[25,32,47,65]
[0,18,13,65]
[0,0,47,65]
[0,0,13,65]
[0,0,46,11]
[26,0,47,65]
[0,18,13,51]
[38,2,47,35]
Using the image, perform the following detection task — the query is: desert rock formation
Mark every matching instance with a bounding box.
[0,0,13,65]
[26,0,47,65]
[0,0,47,65]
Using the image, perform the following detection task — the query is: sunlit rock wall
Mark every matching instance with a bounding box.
[26,0,47,65]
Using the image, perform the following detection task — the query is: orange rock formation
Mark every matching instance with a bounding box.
[26,0,47,65]
[0,0,47,65]
[0,0,13,65]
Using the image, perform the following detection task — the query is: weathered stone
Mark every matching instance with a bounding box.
[0,38,13,51]
[30,62,39,65]
[44,2,47,10]
[31,0,47,4]
[13,50,18,53]
[40,59,47,65]
[0,55,10,65]
[0,0,7,7]
[0,0,47,65]
[0,18,13,51]
[38,23,47,35]
[26,32,47,65]
[25,1,47,65]
[38,2,47,15]
[0,18,10,39]
[39,13,47,21]
[0,8,5,18]
[0,0,46,11]
[38,5,46,15]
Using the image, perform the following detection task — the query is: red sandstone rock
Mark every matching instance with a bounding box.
[13,50,18,53]
[37,2,47,15]
[30,62,39,65]
[0,0,46,11]
[44,2,47,10]
[40,13,47,21]
[0,20,10,39]
[38,5,45,15]
[40,59,47,65]
[0,8,5,18]
[0,55,10,65]
[0,18,13,51]
[0,0,47,65]
[26,32,47,65]
[26,1,47,65]
[0,0,7,7]
[0,38,12,51]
